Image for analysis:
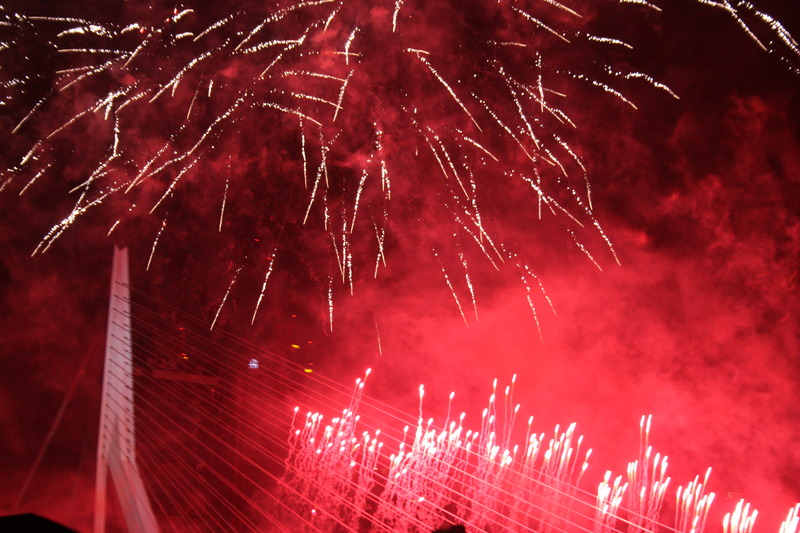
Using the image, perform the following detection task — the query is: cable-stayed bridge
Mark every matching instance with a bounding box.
[94,248,781,533]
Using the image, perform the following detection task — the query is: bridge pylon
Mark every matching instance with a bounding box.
[94,247,159,533]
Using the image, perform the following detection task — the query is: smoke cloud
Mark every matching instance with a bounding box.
[0,0,797,531]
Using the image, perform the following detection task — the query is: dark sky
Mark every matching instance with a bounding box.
[0,0,798,531]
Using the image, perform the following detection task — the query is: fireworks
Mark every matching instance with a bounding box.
[725,499,759,533]
[693,0,800,73]
[780,504,800,533]
[97,288,800,532]
[594,471,626,533]
[283,372,595,532]
[281,369,800,533]
[675,468,714,533]
[624,414,670,532]
[5,0,794,327]
[1,0,619,328]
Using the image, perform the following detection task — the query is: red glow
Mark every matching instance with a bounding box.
[0,1,797,531]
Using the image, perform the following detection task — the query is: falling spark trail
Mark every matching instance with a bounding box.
[511,6,572,43]
[2,0,797,327]
[251,250,277,325]
[433,248,468,326]
[350,169,368,234]
[211,262,244,331]
[414,53,483,133]
[392,0,405,32]
[459,250,479,322]
[374,319,383,357]
[18,164,51,196]
[146,216,168,271]
[332,70,353,122]
[150,159,200,215]
[219,176,230,232]
[327,276,334,332]
[373,219,386,278]
[619,0,663,11]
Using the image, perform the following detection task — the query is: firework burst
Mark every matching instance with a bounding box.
[0,0,679,328]
[1,0,797,329]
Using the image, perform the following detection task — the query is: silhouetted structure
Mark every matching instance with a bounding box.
[432,524,467,533]
[0,513,78,532]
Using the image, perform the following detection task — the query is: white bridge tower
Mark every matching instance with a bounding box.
[94,247,159,533]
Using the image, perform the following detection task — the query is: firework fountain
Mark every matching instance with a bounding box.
[280,368,799,533]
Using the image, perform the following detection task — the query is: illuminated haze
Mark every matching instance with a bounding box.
[0,0,797,530]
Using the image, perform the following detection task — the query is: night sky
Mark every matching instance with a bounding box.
[0,0,798,531]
